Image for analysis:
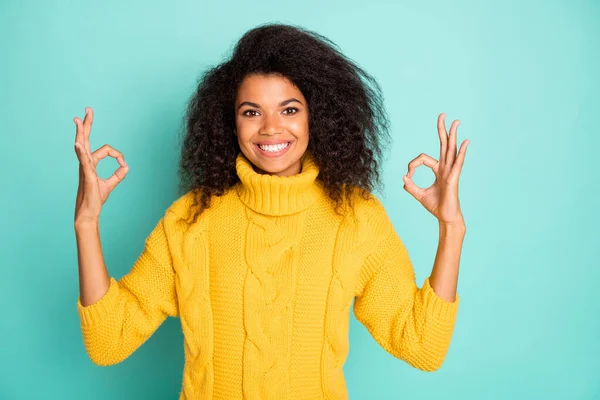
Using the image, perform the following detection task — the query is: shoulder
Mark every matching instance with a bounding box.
[163,188,233,225]
[165,190,198,218]
[348,187,389,225]
[348,189,407,262]
[341,187,394,243]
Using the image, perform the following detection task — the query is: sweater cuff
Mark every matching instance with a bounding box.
[76,277,119,327]
[420,277,460,324]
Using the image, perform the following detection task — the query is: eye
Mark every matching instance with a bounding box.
[242,110,259,117]
[282,107,298,115]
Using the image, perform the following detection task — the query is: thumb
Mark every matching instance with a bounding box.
[402,173,424,200]
[104,161,129,192]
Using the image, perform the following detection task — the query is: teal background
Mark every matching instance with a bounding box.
[1,0,598,399]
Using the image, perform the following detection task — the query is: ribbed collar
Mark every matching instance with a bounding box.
[235,150,322,216]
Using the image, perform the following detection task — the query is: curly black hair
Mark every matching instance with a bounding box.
[177,22,391,224]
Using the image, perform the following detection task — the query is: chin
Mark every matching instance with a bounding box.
[254,157,299,176]
[242,144,305,176]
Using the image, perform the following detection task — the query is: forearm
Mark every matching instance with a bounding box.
[74,218,111,307]
[74,215,180,366]
[354,223,461,371]
[428,222,466,303]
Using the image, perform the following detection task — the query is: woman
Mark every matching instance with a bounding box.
[73,23,469,400]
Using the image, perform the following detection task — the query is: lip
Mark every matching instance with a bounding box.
[255,141,293,157]
[255,140,293,145]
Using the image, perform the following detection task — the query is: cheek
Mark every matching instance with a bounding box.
[235,120,254,142]
[235,129,252,144]
[289,118,309,139]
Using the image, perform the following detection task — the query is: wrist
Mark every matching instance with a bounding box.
[74,217,100,231]
[439,220,466,235]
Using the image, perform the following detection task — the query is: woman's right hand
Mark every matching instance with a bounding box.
[74,107,129,224]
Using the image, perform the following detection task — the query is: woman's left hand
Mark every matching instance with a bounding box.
[402,113,470,226]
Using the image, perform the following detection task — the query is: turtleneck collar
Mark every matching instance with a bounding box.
[235,150,322,216]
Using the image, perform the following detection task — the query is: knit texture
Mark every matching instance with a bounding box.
[76,150,460,399]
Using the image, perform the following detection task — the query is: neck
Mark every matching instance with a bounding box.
[235,150,322,216]
[251,161,301,176]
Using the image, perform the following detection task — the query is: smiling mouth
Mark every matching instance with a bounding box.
[256,141,292,152]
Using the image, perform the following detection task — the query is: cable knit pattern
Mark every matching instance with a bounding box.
[171,208,214,400]
[242,210,306,398]
[321,196,386,400]
[75,150,460,399]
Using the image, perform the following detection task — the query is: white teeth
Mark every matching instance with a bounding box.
[258,142,290,152]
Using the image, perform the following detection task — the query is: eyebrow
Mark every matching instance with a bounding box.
[237,98,303,110]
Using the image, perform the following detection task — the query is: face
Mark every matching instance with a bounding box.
[234,73,309,177]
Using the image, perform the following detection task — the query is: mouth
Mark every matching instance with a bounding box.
[255,141,293,157]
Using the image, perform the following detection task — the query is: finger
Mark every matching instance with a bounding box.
[445,119,459,167]
[103,162,129,192]
[74,118,93,165]
[74,116,92,156]
[438,113,448,165]
[83,107,94,153]
[74,142,89,168]
[91,144,127,166]
[402,173,425,200]
[76,162,83,210]
[74,142,95,180]
[74,117,85,148]
[91,143,129,191]
[450,139,469,180]
[407,153,438,178]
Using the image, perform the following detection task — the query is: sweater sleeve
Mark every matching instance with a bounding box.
[76,211,179,366]
[353,207,460,372]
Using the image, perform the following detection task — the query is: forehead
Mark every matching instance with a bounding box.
[235,74,305,103]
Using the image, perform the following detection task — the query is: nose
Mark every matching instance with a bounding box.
[259,112,282,136]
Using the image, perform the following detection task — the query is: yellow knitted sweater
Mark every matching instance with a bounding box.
[76,150,460,400]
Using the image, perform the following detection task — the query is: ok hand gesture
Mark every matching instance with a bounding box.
[73,107,129,223]
[402,113,470,226]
